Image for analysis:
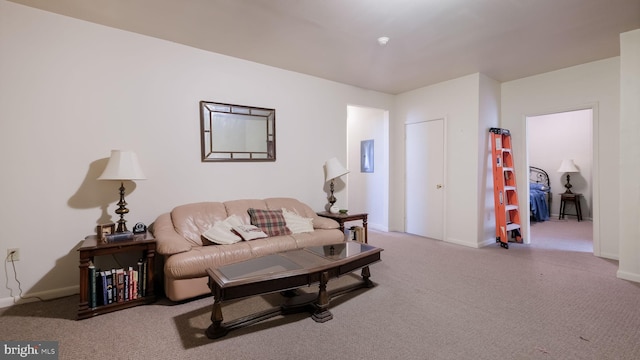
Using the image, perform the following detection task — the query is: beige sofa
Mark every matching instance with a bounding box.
[152,197,344,301]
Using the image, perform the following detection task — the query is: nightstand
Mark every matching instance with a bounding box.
[317,211,368,243]
[559,193,583,221]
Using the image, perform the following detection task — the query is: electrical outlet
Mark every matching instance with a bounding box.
[7,248,19,262]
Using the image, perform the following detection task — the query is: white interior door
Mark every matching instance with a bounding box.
[405,119,444,239]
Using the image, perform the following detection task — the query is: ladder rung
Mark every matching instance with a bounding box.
[489,127,510,136]
[506,223,520,231]
[506,205,518,211]
[505,186,517,191]
[503,167,514,172]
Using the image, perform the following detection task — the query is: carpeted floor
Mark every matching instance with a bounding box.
[2,220,639,359]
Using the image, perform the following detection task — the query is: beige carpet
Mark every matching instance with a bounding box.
[2,221,640,359]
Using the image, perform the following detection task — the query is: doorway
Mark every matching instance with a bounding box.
[526,108,594,253]
[346,105,389,232]
[405,118,445,239]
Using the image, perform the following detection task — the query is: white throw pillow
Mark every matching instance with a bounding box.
[282,208,314,234]
[224,214,244,228]
[232,224,268,241]
[202,215,243,245]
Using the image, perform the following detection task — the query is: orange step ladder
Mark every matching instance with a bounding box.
[489,128,522,249]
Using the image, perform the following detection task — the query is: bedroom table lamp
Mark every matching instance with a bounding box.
[557,159,579,194]
[324,157,349,212]
[98,150,146,233]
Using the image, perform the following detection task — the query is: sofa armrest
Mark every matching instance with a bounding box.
[312,216,340,230]
[151,213,193,256]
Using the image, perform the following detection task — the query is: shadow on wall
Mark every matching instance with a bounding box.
[2,243,84,317]
[67,157,137,226]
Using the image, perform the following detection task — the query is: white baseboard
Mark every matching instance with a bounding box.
[368,223,388,232]
[616,270,640,283]
[599,252,619,261]
[479,238,498,248]
[0,285,78,309]
[446,237,481,248]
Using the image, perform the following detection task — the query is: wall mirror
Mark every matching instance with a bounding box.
[200,101,276,162]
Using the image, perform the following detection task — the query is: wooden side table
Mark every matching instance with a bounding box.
[77,232,156,320]
[559,193,583,221]
[317,211,368,243]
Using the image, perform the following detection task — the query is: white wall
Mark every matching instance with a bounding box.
[528,110,593,218]
[347,106,389,231]
[501,58,620,259]
[393,74,486,247]
[618,29,640,282]
[478,74,501,246]
[0,1,393,304]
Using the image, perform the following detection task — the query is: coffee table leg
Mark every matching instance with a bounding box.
[312,271,333,323]
[361,266,374,288]
[206,298,228,339]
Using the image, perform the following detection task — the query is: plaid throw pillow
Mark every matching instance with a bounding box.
[247,208,292,237]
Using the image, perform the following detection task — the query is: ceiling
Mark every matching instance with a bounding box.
[9,0,640,94]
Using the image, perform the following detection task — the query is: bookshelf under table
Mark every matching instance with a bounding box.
[77,233,156,320]
[317,211,368,243]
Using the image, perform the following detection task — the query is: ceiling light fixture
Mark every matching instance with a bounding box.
[377,36,390,46]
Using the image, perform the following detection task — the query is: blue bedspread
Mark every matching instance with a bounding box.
[530,183,550,221]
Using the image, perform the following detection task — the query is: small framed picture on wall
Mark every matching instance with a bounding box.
[361,139,374,173]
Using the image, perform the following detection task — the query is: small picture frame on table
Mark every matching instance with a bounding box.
[97,223,116,243]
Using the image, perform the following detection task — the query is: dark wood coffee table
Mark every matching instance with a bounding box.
[205,241,382,339]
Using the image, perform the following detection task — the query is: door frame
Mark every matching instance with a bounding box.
[404,117,447,240]
[522,104,599,255]
[346,105,390,232]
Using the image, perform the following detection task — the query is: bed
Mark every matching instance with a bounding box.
[529,166,551,221]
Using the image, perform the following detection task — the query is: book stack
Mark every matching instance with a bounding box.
[89,259,148,308]
[348,226,365,243]
[104,231,134,243]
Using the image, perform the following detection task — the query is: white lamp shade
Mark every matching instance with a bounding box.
[557,159,579,173]
[98,150,147,180]
[324,157,349,182]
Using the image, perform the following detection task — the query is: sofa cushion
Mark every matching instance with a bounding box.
[164,241,254,279]
[248,208,292,236]
[290,230,345,248]
[171,202,229,246]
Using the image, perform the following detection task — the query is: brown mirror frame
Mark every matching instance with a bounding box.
[200,101,276,162]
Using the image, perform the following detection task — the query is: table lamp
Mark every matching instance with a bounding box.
[324,157,349,212]
[557,159,579,194]
[98,150,146,232]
